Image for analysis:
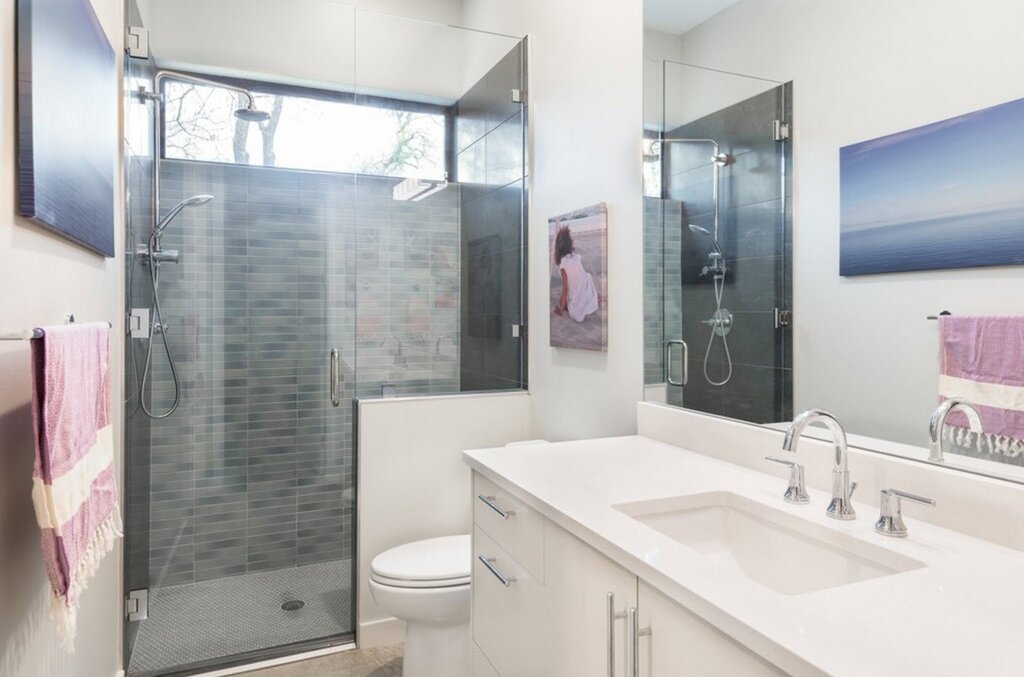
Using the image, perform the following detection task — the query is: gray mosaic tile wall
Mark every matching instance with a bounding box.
[141,159,460,586]
[456,42,527,391]
[660,84,793,423]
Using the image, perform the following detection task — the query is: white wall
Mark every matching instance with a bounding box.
[135,0,507,104]
[463,0,647,442]
[0,0,124,674]
[357,392,534,646]
[674,0,1024,444]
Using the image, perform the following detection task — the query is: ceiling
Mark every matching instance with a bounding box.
[644,0,739,34]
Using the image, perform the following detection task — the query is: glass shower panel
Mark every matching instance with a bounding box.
[655,61,792,424]
[123,2,358,674]
[352,13,527,397]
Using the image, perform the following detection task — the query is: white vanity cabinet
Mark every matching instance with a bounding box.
[470,471,783,677]
[637,581,785,677]
[542,519,636,676]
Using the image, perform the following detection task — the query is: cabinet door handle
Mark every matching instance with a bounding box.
[478,555,516,587]
[478,494,515,520]
[629,607,651,677]
[607,593,627,677]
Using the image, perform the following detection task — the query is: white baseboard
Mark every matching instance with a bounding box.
[358,617,405,649]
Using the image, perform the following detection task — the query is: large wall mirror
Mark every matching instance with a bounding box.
[644,0,1024,483]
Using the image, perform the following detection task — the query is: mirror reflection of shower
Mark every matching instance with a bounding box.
[132,71,271,419]
[663,137,734,386]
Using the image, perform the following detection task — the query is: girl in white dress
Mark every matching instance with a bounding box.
[552,225,599,322]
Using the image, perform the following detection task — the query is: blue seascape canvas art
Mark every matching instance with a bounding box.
[839,97,1024,276]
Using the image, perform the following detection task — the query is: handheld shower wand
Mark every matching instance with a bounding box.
[688,224,733,387]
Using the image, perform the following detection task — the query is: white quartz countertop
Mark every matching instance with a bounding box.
[463,435,1024,677]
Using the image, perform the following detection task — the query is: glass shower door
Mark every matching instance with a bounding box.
[659,61,793,423]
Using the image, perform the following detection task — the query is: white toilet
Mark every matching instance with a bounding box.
[369,534,471,677]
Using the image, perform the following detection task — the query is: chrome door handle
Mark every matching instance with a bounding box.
[477,494,515,520]
[607,593,627,677]
[665,339,688,386]
[478,555,515,587]
[629,606,650,677]
[330,348,340,407]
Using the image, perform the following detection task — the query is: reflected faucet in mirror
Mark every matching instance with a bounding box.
[928,398,983,462]
[782,409,857,520]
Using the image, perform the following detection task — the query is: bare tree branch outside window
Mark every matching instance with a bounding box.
[163,78,444,179]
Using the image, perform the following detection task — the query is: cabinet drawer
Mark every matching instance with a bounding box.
[472,526,543,677]
[473,473,544,581]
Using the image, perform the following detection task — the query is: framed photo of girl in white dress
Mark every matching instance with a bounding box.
[549,203,608,351]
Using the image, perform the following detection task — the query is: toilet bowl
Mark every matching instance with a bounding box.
[369,534,471,677]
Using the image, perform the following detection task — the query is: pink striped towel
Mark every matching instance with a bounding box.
[30,323,121,648]
[938,315,1024,458]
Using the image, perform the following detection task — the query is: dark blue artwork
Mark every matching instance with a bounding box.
[840,97,1024,276]
[17,0,116,257]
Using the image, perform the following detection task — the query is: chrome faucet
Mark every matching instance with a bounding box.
[928,398,983,462]
[782,409,856,520]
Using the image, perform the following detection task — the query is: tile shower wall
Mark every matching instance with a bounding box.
[643,198,682,386]
[353,175,462,399]
[141,160,459,585]
[456,42,527,391]
[662,84,793,423]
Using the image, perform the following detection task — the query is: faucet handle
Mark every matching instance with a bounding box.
[874,488,935,538]
[765,456,810,504]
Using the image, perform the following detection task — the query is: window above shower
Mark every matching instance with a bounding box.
[162,77,449,180]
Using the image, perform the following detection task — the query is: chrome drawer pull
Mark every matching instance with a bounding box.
[478,555,516,587]
[478,494,515,520]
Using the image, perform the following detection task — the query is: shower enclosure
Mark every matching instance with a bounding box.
[644,61,792,423]
[123,2,526,673]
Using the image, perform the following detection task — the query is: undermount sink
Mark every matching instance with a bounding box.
[615,491,925,595]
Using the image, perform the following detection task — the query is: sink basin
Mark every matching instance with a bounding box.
[615,491,924,595]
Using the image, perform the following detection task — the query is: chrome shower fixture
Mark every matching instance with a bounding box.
[154,194,214,238]
[149,70,272,122]
[688,224,726,278]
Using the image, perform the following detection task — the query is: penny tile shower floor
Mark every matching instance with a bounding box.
[127,560,354,675]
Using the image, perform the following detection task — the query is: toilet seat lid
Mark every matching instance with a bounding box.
[370,535,471,586]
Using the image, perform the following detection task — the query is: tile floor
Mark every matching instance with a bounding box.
[244,644,402,677]
[128,560,354,674]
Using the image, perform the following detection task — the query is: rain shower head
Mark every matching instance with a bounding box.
[154,194,215,237]
[234,106,272,123]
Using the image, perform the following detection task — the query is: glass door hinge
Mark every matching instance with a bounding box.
[125,589,149,620]
[510,89,524,104]
[126,26,149,59]
[773,120,791,142]
[511,324,524,338]
[774,308,792,329]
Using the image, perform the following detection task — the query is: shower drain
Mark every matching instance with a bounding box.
[281,600,305,611]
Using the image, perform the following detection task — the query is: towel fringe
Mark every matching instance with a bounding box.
[942,426,1024,461]
[50,506,122,651]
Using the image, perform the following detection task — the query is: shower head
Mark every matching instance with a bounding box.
[234,105,271,123]
[154,194,215,237]
[688,224,727,277]
[183,194,214,207]
[688,224,721,251]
